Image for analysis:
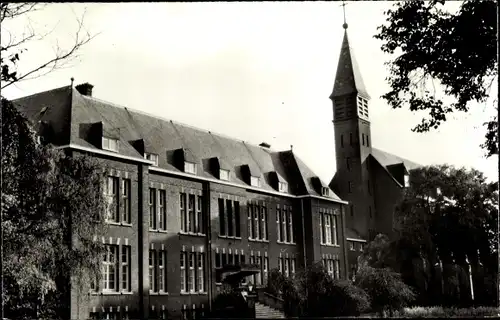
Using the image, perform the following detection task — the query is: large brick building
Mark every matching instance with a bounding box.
[13,24,420,320]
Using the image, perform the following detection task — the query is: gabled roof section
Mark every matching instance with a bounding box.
[330,30,370,100]
[370,148,422,188]
[12,85,73,146]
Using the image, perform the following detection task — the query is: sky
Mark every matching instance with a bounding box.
[2,1,498,183]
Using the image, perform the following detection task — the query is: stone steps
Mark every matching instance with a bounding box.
[255,302,286,319]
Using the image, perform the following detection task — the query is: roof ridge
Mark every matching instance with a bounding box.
[372,147,421,166]
[12,85,71,102]
[80,92,284,153]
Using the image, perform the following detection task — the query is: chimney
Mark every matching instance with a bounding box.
[259,142,271,149]
[75,83,94,96]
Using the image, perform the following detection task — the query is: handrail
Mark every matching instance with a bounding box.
[263,292,284,303]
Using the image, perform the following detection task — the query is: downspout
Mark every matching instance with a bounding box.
[203,181,213,311]
[138,164,145,319]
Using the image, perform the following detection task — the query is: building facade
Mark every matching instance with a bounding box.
[15,81,349,319]
[13,23,423,320]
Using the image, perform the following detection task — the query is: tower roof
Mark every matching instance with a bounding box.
[330,30,370,100]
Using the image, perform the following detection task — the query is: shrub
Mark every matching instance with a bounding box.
[280,263,370,317]
[356,266,416,316]
[397,306,500,318]
[266,268,285,297]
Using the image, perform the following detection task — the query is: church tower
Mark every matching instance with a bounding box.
[329,23,377,240]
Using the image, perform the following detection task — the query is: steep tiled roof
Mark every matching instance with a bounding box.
[370,147,422,187]
[371,148,422,172]
[13,85,343,201]
[330,30,370,99]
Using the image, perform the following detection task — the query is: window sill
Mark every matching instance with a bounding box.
[320,244,340,248]
[180,292,208,296]
[150,291,169,296]
[248,238,269,243]
[90,291,133,296]
[106,221,132,227]
[150,229,168,233]
[179,232,206,237]
[277,241,296,245]
[218,235,242,240]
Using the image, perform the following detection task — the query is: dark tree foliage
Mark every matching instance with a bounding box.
[2,98,107,319]
[375,0,498,157]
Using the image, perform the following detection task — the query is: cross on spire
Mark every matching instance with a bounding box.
[340,0,348,29]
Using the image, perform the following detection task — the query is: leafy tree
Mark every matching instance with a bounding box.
[394,165,498,306]
[1,3,96,89]
[355,266,416,317]
[375,0,498,157]
[2,98,107,319]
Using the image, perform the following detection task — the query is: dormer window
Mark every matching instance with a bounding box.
[322,187,329,197]
[250,176,260,187]
[279,182,288,193]
[404,174,410,188]
[219,169,230,181]
[102,137,119,152]
[144,153,158,166]
[184,162,196,174]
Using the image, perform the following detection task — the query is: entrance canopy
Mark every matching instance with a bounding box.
[219,264,261,285]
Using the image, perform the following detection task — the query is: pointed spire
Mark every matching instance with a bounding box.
[330,20,370,100]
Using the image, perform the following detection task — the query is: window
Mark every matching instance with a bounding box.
[320,209,338,245]
[278,257,283,273]
[181,193,204,234]
[350,133,353,146]
[277,205,293,243]
[149,188,157,229]
[102,137,119,152]
[121,246,131,292]
[322,187,329,197]
[348,181,353,193]
[362,133,365,146]
[261,206,268,240]
[158,250,167,292]
[404,174,410,188]
[284,258,289,278]
[219,198,239,237]
[145,153,159,166]
[219,199,226,236]
[256,256,262,286]
[226,199,234,236]
[291,258,296,278]
[181,251,205,293]
[103,245,118,292]
[350,242,355,251]
[185,162,196,174]
[276,205,282,242]
[149,250,157,292]
[350,205,354,217]
[105,176,119,223]
[180,251,187,293]
[279,182,288,193]
[340,134,344,148]
[334,260,340,279]
[247,203,268,240]
[219,169,230,181]
[197,253,205,293]
[366,135,370,147]
[359,243,365,252]
[180,193,187,232]
[188,252,195,293]
[234,201,240,237]
[250,176,260,187]
[323,258,340,280]
[346,157,351,171]
[158,190,167,231]
[263,257,269,285]
[197,196,204,234]
[121,179,131,224]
